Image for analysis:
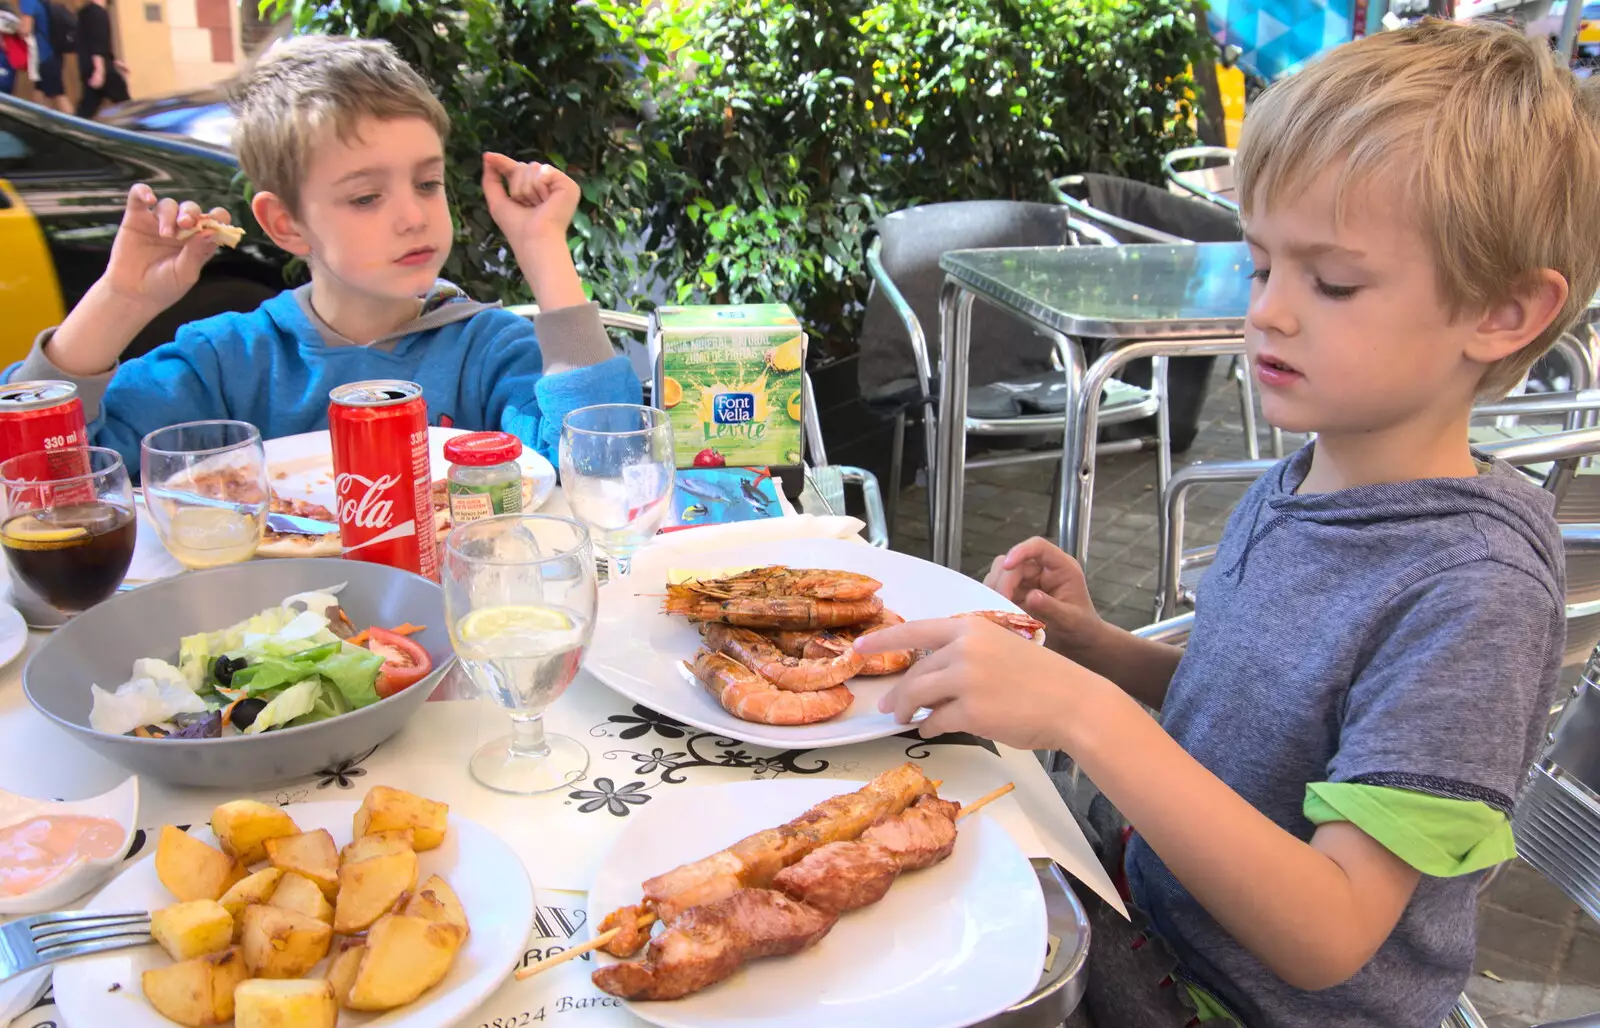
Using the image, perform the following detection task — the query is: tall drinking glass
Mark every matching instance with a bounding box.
[0,447,135,614]
[141,420,269,569]
[559,404,674,577]
[443,514,596,794]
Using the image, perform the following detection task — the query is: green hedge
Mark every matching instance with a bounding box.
[265,0,1209,354]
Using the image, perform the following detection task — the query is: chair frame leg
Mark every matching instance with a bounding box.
[887,408,905,546]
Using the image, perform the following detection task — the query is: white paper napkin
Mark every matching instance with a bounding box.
[0,966,47,1025]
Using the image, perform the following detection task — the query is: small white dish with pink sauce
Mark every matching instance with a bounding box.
[0,776,140,915]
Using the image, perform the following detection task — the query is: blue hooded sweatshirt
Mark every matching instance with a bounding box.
[6,282,642,470]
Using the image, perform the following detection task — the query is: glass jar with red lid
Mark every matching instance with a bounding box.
[444,432,523,525]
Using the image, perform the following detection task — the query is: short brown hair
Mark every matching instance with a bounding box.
[230,35,450,214]
[1237,20,1600,397]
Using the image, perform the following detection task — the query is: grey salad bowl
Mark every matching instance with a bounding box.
[23,558,454,788]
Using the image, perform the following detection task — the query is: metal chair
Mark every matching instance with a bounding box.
[859,201,1162,549]
[506,304,888,545]
[1161,146,1240,213]
[1153,426,1600,675]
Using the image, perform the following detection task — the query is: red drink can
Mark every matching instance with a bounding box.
[0,381,90,478]
[328,380,436,579]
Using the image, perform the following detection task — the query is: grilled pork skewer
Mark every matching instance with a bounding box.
[590,792,975,1001]
[595,762,936,958]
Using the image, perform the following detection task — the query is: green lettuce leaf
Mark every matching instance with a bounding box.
[242,679,323,735]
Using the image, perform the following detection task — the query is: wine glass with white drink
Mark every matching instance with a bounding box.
[559,404,674,578]
[140,420,270,569]
[443,513,597,793]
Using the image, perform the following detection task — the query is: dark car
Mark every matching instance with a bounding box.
[0,93,292,368]
[99,84,235,150]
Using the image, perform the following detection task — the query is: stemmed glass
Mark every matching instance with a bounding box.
[559,404,674,578]
[443,514,597,794]
[140,420,270,569]
[0,447,136,614]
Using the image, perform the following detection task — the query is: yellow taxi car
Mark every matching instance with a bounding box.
[0,93,291,367]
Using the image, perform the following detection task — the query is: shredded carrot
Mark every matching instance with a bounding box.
[220,698,244,727]
[347,629,370,648]
[390,623,426,636]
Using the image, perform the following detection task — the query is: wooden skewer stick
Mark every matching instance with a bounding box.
[955,782,1014,821]
[515,781,1016,982]
[516,911,656,979]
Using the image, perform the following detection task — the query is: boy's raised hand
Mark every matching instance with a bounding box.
[984,537,1103,656]
[103,184,232,316]
[482,152,581,248]
[856,616,1089,750]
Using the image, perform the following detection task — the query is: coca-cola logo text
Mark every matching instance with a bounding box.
[335,472,399,529]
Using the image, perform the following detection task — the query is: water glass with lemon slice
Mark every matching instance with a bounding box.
[0,447,136,614]
[140,421,270,569]
[443,513,597,793]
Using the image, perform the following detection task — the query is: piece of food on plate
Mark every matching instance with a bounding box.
[771,794,960,913]
[149,899,234,961]
[954,609,1046,640]
[333,848,419,934]
[211,800,301,865]
[233,978,338,1028]
[595,792,966,1001]
[699,622,864,691]
[269,870,334,924]
[792,610,916,676]
[339,828,415,866]
[689,648,853,726]
[592,887,838,1001]
[155,825,247,902]
[239,903,334,978]
[219,868,284,929]
[254,495,340,559]
[664,587,883,630]
[140,945,249,1026]
[344,912,464,1011]
[353,786,448,851]
[265,829,340,900]
[671,566,882,600]
[402,874,470,938]
[324,940,365,1007]
[86,583,437,742]
[597,762,935,957]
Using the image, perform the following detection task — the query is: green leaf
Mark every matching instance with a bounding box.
[572,209,593,238]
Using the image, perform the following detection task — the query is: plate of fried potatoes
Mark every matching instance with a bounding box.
[53,785,533,1028]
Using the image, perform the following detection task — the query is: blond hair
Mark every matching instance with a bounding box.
[230,35,450,214]
[1237,20,1600,397]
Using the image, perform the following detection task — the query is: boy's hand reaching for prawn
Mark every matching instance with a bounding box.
[856,615,1100,750]
[984,537,1104,657]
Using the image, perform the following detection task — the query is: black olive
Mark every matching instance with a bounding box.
[229,698,267,731]
[212,655,247,685]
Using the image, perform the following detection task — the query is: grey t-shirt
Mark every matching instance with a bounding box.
[1125,446,1565,1028]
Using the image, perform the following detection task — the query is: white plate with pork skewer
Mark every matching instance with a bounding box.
[584,538,1043,750]
[585,776,1046,1028]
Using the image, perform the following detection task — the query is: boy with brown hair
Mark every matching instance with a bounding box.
[860,21,1600,1027]
[7,35,639,466]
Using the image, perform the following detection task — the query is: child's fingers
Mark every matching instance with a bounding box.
[205,207,232,227]
[153,197,181,238]
[1004,536,1070,570]
[481,152,515,209]
[174,232,220,281]
[883,666,961,725]
[175,200,203,233]
[853,615,963,655]
[913,699,967,740]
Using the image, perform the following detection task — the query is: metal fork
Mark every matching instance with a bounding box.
[0,911,152,983]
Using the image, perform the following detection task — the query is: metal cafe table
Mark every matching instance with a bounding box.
[933,244,1600,572]
[933,242,1254,570]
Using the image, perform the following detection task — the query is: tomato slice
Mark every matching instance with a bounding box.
[366,627,434,699]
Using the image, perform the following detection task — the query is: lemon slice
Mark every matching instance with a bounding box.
[3,524,88,543]
[457,604,572,643]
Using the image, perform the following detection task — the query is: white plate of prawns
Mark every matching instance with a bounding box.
[585,775,1047,1028]
[584,538,1044,749]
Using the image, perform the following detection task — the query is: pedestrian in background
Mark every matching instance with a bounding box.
[75,0,127,119]
[18,0,70,113]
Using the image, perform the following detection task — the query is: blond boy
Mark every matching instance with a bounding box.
[6,36,639,467]
[860,22,1600,1026]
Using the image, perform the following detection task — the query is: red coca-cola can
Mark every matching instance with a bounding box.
[0,381,90,478]
[328,380,436,579]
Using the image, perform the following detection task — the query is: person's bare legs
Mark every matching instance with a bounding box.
[51,95,70,114]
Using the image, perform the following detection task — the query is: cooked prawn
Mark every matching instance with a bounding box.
[689,650,854,725]
[678,566,882,601]
[701,623,864,691]
[665,585,883,629]
[957,610,1046,640]
[803,610,916,676]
